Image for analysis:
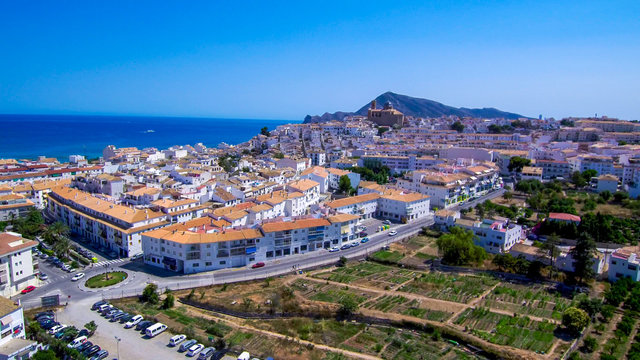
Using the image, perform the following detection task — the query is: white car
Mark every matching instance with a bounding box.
[328,247,340,252]
[187,343,204,357]
[124,314,143,328]
[48,324,66,335]
[71,273,85,281]
[388,230,397,236]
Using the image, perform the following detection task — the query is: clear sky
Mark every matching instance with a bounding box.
[1,1,639,120]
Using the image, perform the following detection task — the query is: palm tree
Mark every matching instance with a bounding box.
[43,222,69,245]
[53,236,71,260]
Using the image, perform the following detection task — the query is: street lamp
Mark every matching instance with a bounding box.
[114,335,121,359]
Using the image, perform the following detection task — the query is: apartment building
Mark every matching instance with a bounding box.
[326,168,360,191]
[568,155,615,176]
[358,155,443,174]
[377,192,430,222]
[141,214,359,274]
[0,232,38,297]
[520,166,543,181]
[454,218,522,254]
[326,193,380,220]
[596,174,619,193]
[0,296,38,359]
[150,198,209,223]
[48,187,169,257]
[0,195,35,222]
[532,160,572,179]
[73,173,124,198]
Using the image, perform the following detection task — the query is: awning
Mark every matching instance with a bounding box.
[1,316,13,327]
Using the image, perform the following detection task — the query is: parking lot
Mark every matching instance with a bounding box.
[57,297,192,359]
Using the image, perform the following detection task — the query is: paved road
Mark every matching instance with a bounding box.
[18,215,433,308]
[18,189,503,308]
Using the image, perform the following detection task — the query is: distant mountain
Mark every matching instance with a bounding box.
[303,91,527,123]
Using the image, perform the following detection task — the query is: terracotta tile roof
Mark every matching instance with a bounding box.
[287,179,319,192]
[548,213,581,222]
[261,218,330,233]
[0,232,38,257]
[326,193,380,209]
[327,213,360,223]
[143,228,262,244]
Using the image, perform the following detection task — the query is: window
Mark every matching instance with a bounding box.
[205,262,212,266]
[219,261,226,265]
[266,251,274,258]
[193,263,199,267]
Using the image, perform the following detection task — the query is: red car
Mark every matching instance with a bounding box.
[251,262,265,269]
[21,286,36,294]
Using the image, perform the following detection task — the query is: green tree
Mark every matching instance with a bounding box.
[436,227,487,266]
[599,190,612,202]
[214,337,226,350]
[338,175,352,194]
[337,297,359,318]
[451,121,464,132]
[571,171,587,187]
[613,191,629,202]
[43,222,69,245]
[162,293,175,309]
[260,127,270,137]
[537,234,560,279]
[337,256,348,267]
[508,156,531,173]
[84,321,97,335]
[141,283,159,304]
[562,307,590,335]
[570,234,596,283]
[503,191,513,200]
[53,236,71,260]
[33,350,58,360]
[377,127,390,136]
[273,152,284,159]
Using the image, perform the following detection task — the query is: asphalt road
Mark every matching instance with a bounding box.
[18,189,503,308]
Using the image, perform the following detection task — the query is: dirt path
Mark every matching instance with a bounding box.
[178,302,382,360]
[591,312,622,359]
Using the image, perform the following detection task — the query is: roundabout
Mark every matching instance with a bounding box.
[85,271,128,288]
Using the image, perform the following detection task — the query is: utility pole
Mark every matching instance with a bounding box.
[115,335,121,359]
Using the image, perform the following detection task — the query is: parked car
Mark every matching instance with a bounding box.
[71,273,85,281]
[48,324,66,335]
[179,339,198,352]
[78,329,90,338]
[39,273,49,280]
[340,244,350,250]
[358,231,368,238]
[169,334,187,347]
[83,344,101,356]
[138,321,154,333]
[126,315,143,329]
[90,350,109,360]
[135,320,152,331]
[97,304,112,313]
[251,262,265,269]
[91,300,107,310]
[187,343,204,357]
[21,286,36,294]
[130,253,143,261]
[350,242,360,247]
[382,220,391,225]
[119,313,132,323]
[388,230,397,236]
[237,352,251,360]
[360,237,369,243]
[40,321,59,330]
[77,341,93,352]
[329,246,340,252]
[67,336,88,349]
[198,347,215,360]
[110,311,126,322]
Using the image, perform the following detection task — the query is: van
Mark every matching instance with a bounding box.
[145,323,167,338]
[67,336,88,349]
[198,347,215,359]
[169,334,186,347]
[180,339,197,352]
[237,351,251,360]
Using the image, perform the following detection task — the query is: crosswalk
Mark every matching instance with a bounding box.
[92,258,127,267]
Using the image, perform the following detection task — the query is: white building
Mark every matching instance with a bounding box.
[608,249,640,282]
[454,218,521,254]
[596,174,619,194]
[0,233,38,297]
[0,296,38,360]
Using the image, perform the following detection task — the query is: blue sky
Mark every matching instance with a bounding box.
[1,1,639,120]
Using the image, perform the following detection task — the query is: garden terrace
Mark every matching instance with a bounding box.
[454,307,557,353]
[397,272,499,304]
[312,262,417,290]
[477,283,576,320]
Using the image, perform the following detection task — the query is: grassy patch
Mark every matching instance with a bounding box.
[85,271,127,288]
[398,273,498,303]
[369,250,404,264]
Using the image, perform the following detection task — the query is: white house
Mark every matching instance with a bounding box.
[608,249,640,282]
[0,296,38,360]
[454,218,521,254]
[596,174,619,194]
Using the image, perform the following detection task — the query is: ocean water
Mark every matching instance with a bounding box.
[0,114,296,161]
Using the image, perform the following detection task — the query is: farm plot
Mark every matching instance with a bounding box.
[454,307,557,353]
[362,296,454,322]
[397,272,499,304]
[478,283,574,320]
[313,262,417,290]
[292,279,377,305]
[380,327,462,360]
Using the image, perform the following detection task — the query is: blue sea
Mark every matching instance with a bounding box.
[0,114,297,161]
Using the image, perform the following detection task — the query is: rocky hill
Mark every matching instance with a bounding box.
[303,91,527,123]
